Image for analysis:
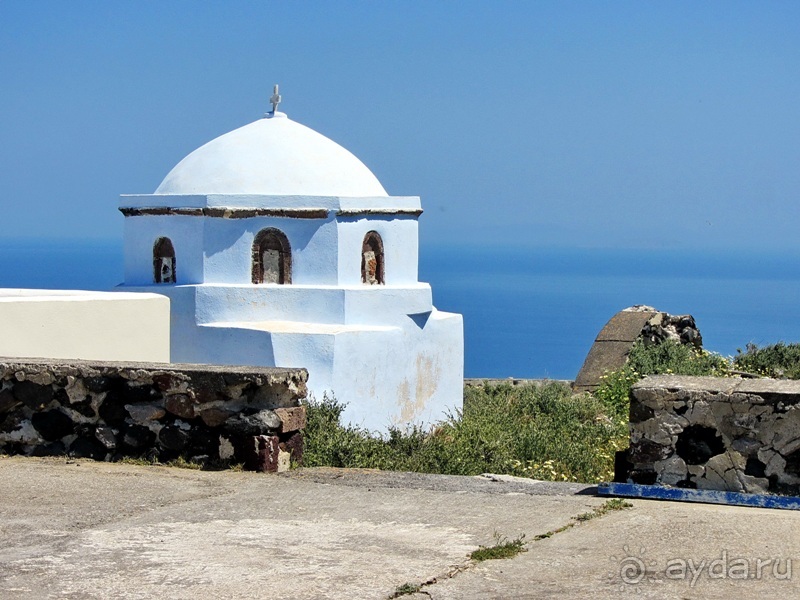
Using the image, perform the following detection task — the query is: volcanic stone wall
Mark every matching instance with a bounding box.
[623,375,800,495]
[0,359,307,472]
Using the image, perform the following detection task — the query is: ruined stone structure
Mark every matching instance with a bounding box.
[117,96,463,431]
[0,359,307,472]
[621,374,800,495]
[574,306,703,393]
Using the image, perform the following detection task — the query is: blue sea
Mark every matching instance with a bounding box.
[2,239,799,380]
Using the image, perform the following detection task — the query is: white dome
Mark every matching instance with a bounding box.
[155,113,388,197]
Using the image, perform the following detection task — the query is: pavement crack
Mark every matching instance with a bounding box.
[389,562,471,598]
[388,499,634,598]
[534,498,633,541]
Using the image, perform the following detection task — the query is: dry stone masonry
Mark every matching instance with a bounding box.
[0,359,307,472]
[622,375,800,495]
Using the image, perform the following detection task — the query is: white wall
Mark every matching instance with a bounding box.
[202,217,338,284]
[336,217,419,285]
[0,290,170,362]
[124,216,204,285]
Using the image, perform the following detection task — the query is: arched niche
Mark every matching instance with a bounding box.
[153,237,176,284]
[361,231,385,285]
[252,228,292,284]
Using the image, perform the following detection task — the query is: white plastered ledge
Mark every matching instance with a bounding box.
[0,289,170,363]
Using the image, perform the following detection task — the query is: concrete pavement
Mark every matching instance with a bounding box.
[1,456,799,599]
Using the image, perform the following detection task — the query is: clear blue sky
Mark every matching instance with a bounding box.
[1,1,799,251]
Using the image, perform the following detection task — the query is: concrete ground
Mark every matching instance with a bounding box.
[1,456,799,599]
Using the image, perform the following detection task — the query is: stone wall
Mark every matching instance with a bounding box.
[0,359,307,472]
[622,375,800,495]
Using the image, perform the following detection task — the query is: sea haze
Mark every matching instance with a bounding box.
[1,239,798,380]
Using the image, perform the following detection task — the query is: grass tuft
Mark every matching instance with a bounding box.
[392,582,421,596]
[575,498,633,521]
[118,456,159,467]
[163,455,203,470]
[535,498,633,540]
[470,534,526,562]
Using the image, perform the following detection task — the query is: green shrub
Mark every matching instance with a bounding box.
[733,342,800,379]
[593,369,640,419]
[593,338,731,421]
[301,393,398,469]
[302,382,626,483]
[626,338,730,377]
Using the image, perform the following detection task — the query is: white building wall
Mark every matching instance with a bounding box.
[0,290,170,363]
[336,217,419,285]
[329,310,463,430]
[202,217,338,284]
[123,216,204,285]
[194,285,346,324]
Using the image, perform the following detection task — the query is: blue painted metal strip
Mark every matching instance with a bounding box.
[598,482,800,511]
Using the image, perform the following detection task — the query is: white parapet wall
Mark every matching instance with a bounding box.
[0,289,170,363]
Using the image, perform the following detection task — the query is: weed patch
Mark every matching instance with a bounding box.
[734,342,800,379]
[304,383,626,483]
[163,456,203,470]
[470,534,527,562]
[575,498,633,522]
[535,499,633,540]
[116,455,241,471]
[391,582,422,597]
[117,456,159,467]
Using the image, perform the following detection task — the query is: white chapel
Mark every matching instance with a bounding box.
[117,89,464,430]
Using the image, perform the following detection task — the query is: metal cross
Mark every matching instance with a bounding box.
[270,84,282,114]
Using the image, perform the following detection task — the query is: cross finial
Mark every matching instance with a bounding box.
[270,84,282,114]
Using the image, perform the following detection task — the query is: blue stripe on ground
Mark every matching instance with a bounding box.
[598,482,800,511]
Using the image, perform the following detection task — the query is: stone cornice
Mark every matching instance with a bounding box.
[119,207,422,219]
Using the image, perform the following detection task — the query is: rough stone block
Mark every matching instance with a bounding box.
[218,435,235,461]
[158,424,191,452]
[95,426,117,450]
[30,409,75,442]
[0,389,21,414]
[628,439,672,464]
[277,449,291,472]
[69,436,107,461]
[243,435,281,473]
[13,381,54,410]
[223,410,281,436]
[199,406,235,428]
[125,404,166,423]
[165,393,197,419]
[622,375,800,495]
[279,431,304,466]
[274,406,306,433]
